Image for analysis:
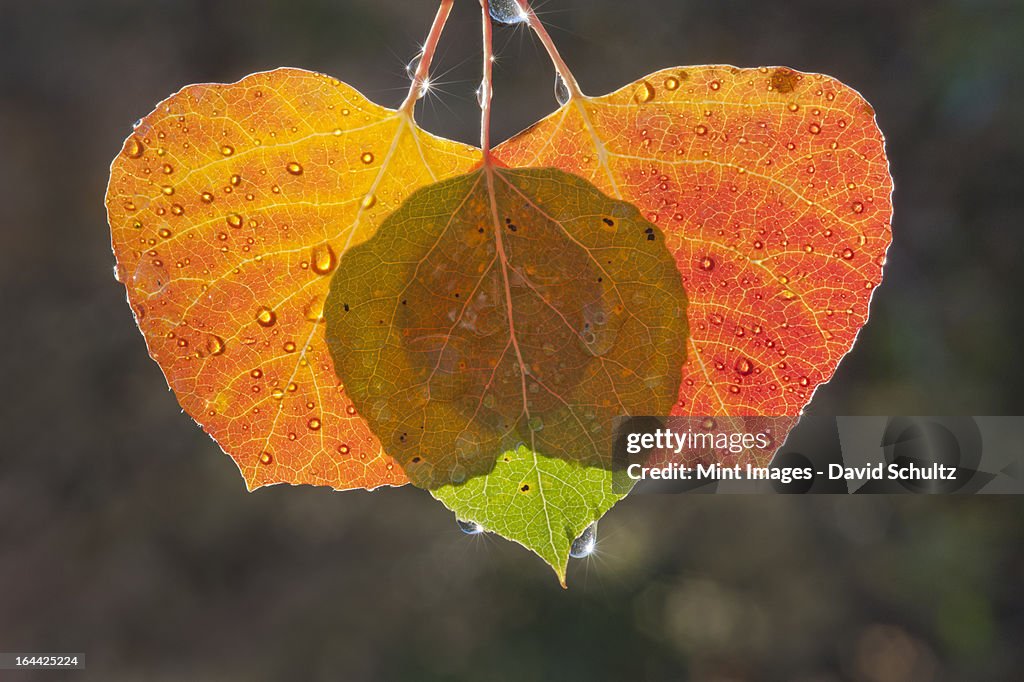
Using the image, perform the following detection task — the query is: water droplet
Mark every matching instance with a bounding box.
[125,136,144,158]
[694,124,708,136]
[303,296,325,323]
[634,80,655,104]
[260,452,273,464]
[205,334,226,356]
[283,341,297,353]
[160,185,174,196]
[308,417,321,430]
[171,204,184,216]
[360,193,377,209]
[554,74,570,106]
[230,174,242,186]
[405,52,422,81]
[665,76,680,91]
[286,161,303,175]
[489,0,528,24]
[569,523,597,558]
[808,123,821,135]
[799,376,810,387]
[311,243,337,275]
[220,144,234,156]
[699,256,715,271]
[852,201,865,214]
[476,80,488,109]
[255,306,277,327]
[457,519,485,535]
[735,357,754,375]
[250,369,263,379]
[346,405,358,415]
[841,248,855,260]
[360,151,374,164]
[226,213,243,228]
[200,191,214,203]
[158,228,172,239]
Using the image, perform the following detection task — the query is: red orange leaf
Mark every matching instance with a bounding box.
[106,68,478,491]
[495,66,892,439]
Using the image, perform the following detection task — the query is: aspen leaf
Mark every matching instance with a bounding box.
[325,167,688,487]
[107,61,892,585]
[323,167,688,581]
[106,68,478,491]
[495,65,893,438]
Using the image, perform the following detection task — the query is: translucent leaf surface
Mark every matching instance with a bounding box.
[107,62,892,584]
[106,68,478,491]
[325,167,688,580]
[433,445,620,586]
[495,66,893,437]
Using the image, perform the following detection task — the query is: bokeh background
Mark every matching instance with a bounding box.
[2,0,1023,679]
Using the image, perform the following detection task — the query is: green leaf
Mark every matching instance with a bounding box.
[432,445,621,586]
[325,166,688,580]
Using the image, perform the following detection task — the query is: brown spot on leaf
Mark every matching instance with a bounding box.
[771,68,799,94]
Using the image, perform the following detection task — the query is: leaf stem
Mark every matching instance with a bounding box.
[513,0,584,100]
[399,0,455,115]
[479,0,495,160]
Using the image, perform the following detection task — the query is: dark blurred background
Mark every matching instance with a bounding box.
[2,0,1023,679]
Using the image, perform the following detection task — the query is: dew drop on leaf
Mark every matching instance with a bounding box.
[310,243,338,275]
[554,75,570,106]
[255,306,277,327]
[303,296,326,323]
[205,334,226,357]
[569,523,597,558]
[457,519,485,535]
[634,80,655,104]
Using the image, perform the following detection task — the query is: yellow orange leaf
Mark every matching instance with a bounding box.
[106,68,478,491]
